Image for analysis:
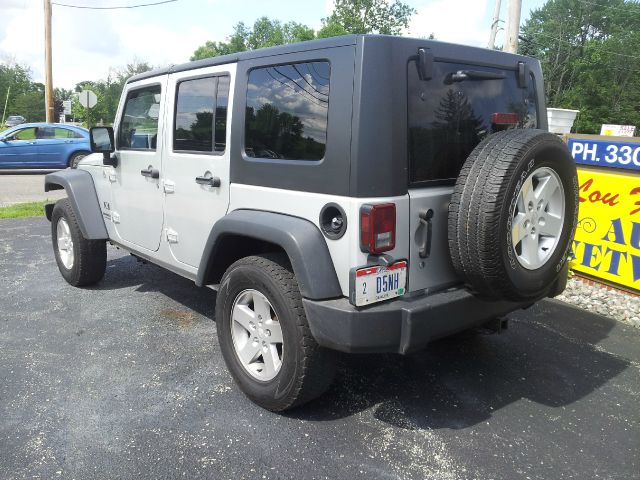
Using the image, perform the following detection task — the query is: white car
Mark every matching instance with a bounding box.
[4,115,26,128]
[44,35,578,411]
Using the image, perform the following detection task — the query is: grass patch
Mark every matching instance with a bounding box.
[0,201,48,219]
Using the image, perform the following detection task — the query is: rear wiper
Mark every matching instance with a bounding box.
[448,70,506,83]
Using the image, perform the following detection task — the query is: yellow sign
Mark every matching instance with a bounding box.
[572,167,640,291]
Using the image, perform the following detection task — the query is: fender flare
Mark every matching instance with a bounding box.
[196,210,342,300]
[45,169,108,240]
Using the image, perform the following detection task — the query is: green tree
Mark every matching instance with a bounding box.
[0,63,37,122]
[72,60,152,127]
[191,18,315,61]
[12,83,46,122]
[520,0,640,133]
[318,0,415,37]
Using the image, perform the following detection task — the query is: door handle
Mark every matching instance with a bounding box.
[140,166,159,179]
[418,209,434,258]
[195,175,221,187]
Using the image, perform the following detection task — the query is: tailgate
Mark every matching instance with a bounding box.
[407,187,459,292]
[405,56,538,293]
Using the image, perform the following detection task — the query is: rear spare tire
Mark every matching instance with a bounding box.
[448,129,578,301]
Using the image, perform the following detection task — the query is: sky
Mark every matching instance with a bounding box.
[0,0,547,89]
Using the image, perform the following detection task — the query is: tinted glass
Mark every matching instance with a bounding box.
[118,85,161,150]
[174,77,215,152]
[408,61,529,183]
[245,61,330,161]
[215,76,230,152]
[523,73,538,129]
[173,75,230,153]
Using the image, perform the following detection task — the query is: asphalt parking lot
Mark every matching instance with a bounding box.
[1,217,638,480]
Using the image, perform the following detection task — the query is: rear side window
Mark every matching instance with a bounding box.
[408,61,532,184]
[173,75,230,153]
[118,85,161,150]
[39,127,84,139]
[245,61,330,161]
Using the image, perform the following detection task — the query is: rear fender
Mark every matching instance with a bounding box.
[197,210,342,300]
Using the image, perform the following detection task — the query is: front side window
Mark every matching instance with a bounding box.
[173,75,230,153]
[118,85,161,150]
[9,128,37,141]
[245,61,330,161]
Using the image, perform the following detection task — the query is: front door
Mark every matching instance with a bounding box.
[110,78,167,252]
[0,127,39,167]
[162,65,234,267]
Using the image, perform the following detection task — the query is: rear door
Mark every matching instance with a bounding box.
[36,126,86,168]
[406,59,538,292]
[162,64,234,267]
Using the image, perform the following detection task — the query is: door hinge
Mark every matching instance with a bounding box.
[163,180,175,194]
[111,211,121,224]
[102,169,117,182]
[166,228,178,243]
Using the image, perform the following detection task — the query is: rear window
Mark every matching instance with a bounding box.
[408,61,538,184]
[244,61,330,161]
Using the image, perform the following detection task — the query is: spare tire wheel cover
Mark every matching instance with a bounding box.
[448,129,578,301]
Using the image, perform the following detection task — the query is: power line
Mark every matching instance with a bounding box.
[51,0,177,9]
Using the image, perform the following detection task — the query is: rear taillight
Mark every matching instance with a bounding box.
[491,112,519,126]
[360,203,396,254]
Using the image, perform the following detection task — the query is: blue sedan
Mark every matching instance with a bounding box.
[0,123,91,169]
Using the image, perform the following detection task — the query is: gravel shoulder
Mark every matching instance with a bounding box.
[557,276,640,329]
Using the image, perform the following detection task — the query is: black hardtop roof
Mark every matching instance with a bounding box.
[127,34,534,84]
[127,34,358,84]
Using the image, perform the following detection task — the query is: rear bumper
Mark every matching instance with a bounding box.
[303,288,532,354]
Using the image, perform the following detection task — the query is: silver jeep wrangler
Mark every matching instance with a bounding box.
[45,35,578,411]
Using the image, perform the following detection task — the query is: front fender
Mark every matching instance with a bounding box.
[197,210,342,300]
[45,169,108,240]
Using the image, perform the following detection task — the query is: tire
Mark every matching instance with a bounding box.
[216,254,337,411]
[68,151,89,169]
[448,129,578,301]
[51,198,107,286]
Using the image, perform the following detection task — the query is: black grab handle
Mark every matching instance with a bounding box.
[195,176,221,187]
[140,167,159,179]
[418,209,434,258]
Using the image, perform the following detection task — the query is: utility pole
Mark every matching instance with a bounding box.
[505,0,522,53]
[488,0,502,49]
[44,0,54,123]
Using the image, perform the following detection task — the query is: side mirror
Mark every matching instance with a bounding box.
[0,137,7,142]
[89,126,117,167]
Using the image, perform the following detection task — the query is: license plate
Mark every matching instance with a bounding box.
[354,261,407,307]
